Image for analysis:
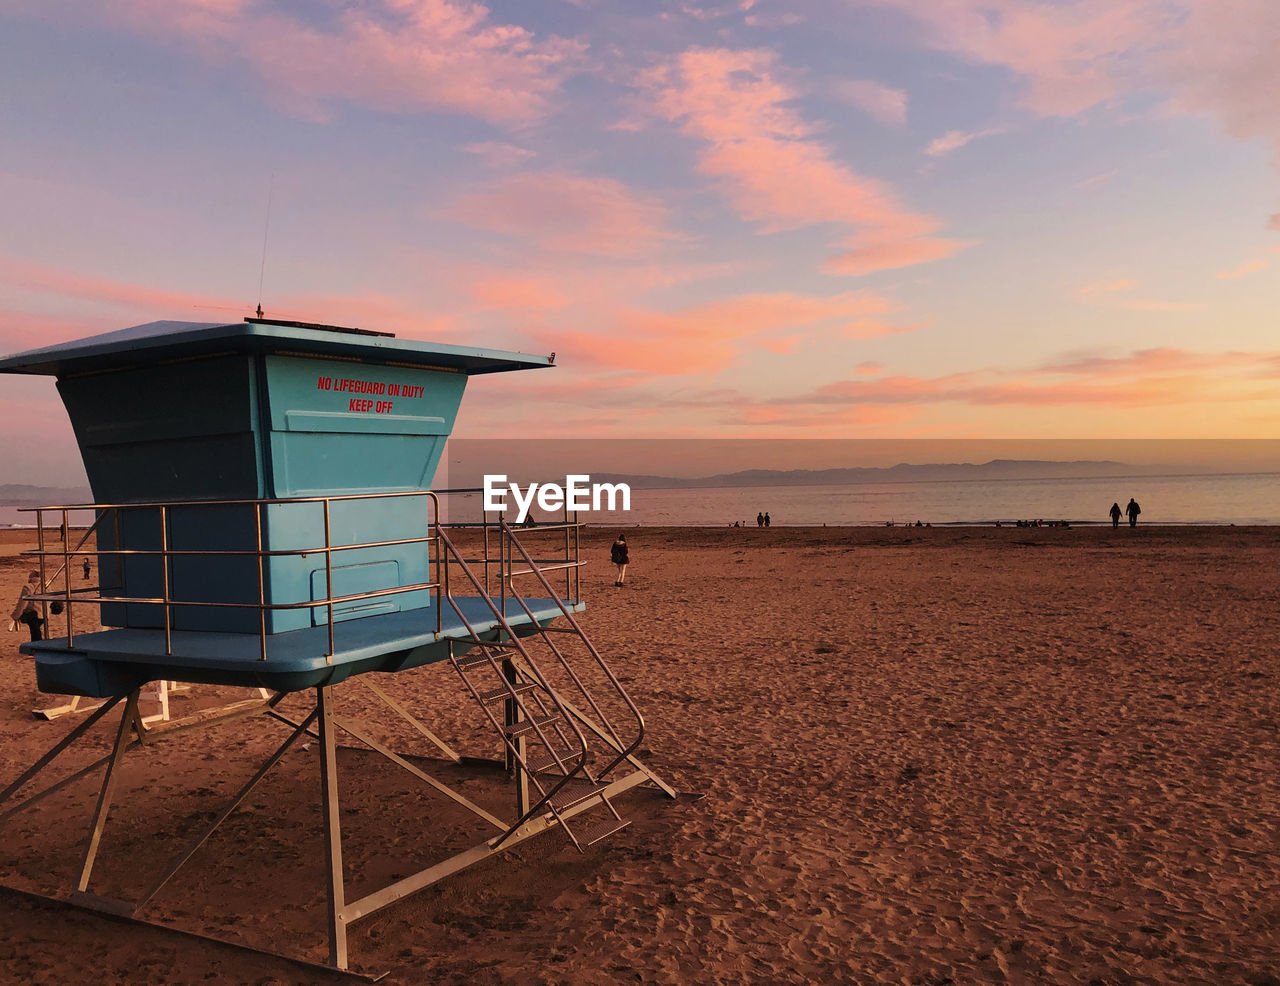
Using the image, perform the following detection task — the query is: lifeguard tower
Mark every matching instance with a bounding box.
[0,317,674,973]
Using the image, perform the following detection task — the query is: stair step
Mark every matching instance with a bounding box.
[453,645,511,671]
[453,652,492,671]
[503,714,560,738]
[572,815,631,847]
[525,745,583,773]
[477,682,537,704]
[550,781,611,812]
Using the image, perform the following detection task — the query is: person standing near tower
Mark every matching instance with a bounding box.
[10,570,46,641]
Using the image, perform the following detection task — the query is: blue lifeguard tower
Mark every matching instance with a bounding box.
[0,317,673,974]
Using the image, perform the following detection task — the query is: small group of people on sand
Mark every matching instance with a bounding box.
[756,512,770,527]
[1109,498,1142,529]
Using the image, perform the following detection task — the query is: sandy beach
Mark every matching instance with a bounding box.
[0,524,1277,984]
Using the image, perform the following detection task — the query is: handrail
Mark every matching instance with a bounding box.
[434,525,593,849]
[497,518,645,780]
[19,490,444,661]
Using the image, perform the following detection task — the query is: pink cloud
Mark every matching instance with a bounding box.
[73,0,582,124]
[925,127,1005,157]
[467,275,570,311]
[0,257,241,314]
[525,290,902,374]
[854,0,1158,117]
[832,79,909,127]
[463,141,536,168]
[0,258,458,343]
[643,48,969,274]
[444,172,676,257]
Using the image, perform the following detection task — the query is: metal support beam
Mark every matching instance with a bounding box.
[317,686,348,970]
[331,716,506,831]
[77,691,140,893]
[359,677,460,763]
[340,768,650,926]
[135,705,321,911]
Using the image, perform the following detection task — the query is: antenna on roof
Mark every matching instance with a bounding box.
[257,173,274,320]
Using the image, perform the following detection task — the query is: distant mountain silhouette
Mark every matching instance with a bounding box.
[589,459,1185,490]
[0,484,92,505]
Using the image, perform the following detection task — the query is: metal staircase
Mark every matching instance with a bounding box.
[437,518,646,850]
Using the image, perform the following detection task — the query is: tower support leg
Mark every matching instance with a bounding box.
[317,685,348,970]
[77,690,141,892]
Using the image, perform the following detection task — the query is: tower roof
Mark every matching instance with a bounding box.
[0,318,553,376]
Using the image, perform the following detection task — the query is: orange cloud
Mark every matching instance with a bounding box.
[1075,276,1199,312]
[525,290,903,375]
[1216,258,1268,279]
[70,0,582,124]
[1078,278,1139,296]
[445,172,676,257]
[791,347,1280,410]
[643,48,969,274]
[1037,348,1262,377]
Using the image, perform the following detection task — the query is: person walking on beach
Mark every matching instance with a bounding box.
[9,570,46,641]
[1126,497,1141,528]
[764,512,771,527]
[756,512,764,527]
[610,534,629,587]
[1109,502,1122,529]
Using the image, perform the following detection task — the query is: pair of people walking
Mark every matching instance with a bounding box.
[1109,498,1141,529]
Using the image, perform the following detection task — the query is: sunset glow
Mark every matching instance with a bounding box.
[1,0,1278,484]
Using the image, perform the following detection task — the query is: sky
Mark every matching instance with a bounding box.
[1,0,1278,486]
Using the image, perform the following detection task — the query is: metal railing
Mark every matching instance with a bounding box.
[20,490,446,662]
[17,489,587,666]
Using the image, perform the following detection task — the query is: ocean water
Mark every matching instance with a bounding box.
[445,471,1280,527]
[4,472,1278,530]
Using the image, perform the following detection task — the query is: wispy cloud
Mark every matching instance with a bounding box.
[1216,258,1268,279]
[925,127,1004,157]
[850,0,1159,118]
[1075,169,1119,190]
[444,172,677,257]
[463,142,536,168]
[1076,276,1200,312]
[71,0,584,125]
[832,79,908,126]
[641,47,970,275]
[523,290,904,374]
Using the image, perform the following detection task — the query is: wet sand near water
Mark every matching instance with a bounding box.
[0,525,1277,984]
